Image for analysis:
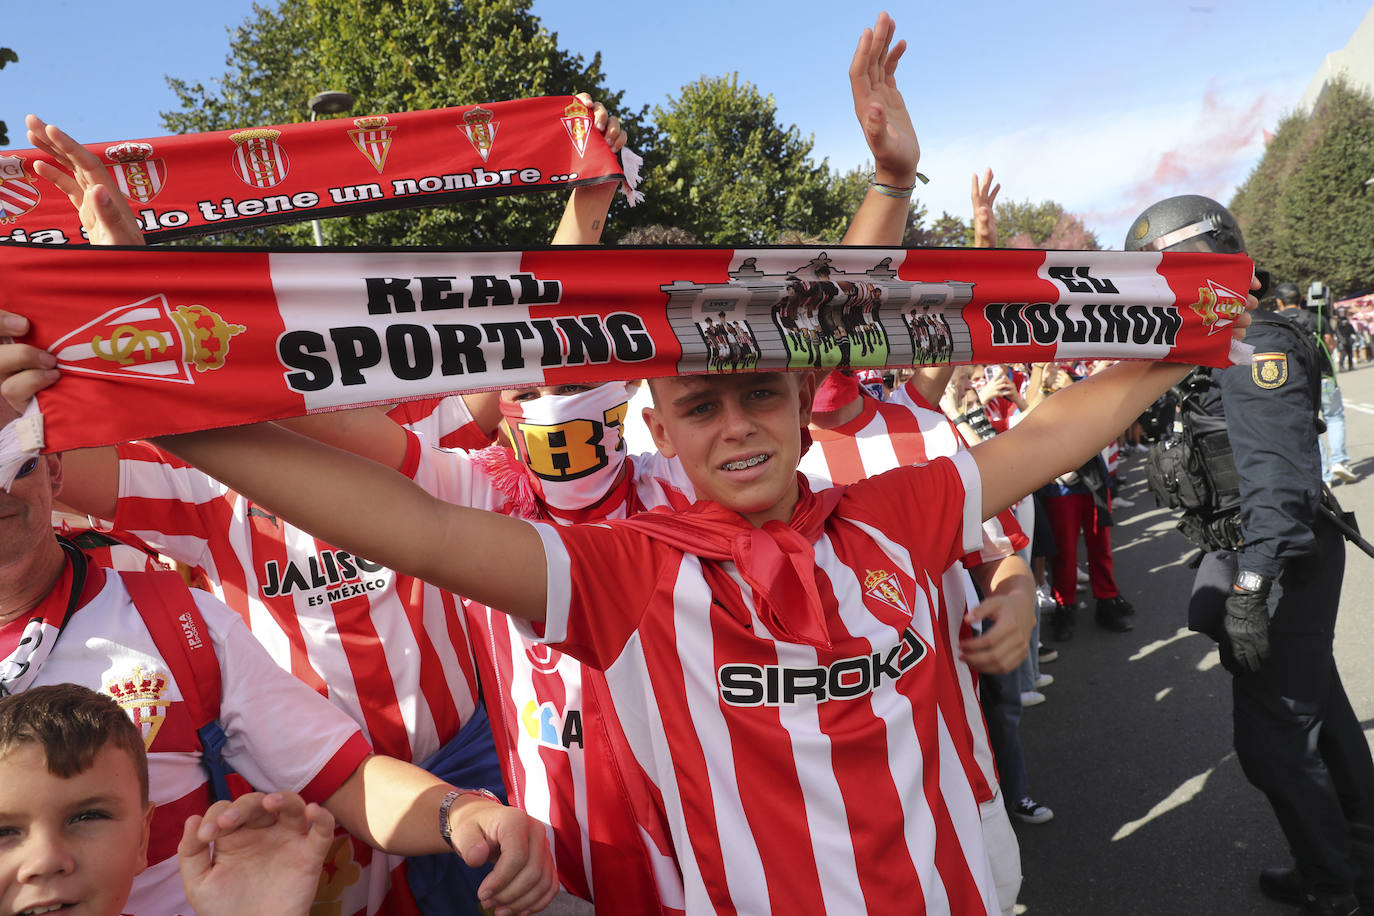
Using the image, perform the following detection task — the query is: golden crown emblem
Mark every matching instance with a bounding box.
[106,666,168,703]
[563,99,589,120]
[229,128,282,144]
[353,116,388,130]
[170,304,247,372]
[105,142,154,163]
[463,106,494,126]
[864,569,892,591]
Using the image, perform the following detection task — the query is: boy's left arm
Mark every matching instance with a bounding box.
[962,554,1035,673]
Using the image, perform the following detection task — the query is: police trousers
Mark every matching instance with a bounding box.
[1190,521,1374,893]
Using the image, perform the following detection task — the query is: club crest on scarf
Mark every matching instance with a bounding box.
[104,665,172,750]
[51,294,246,384]
[462,106,498,162]
[500,383,630,510]
[229,128,290,189]
[0,155,40,222]
[561,99,591,157]
[105,142,166,204]
[348,116,395,174]
[1188,279,1247,335]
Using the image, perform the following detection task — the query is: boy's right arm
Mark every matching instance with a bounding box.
[158,422,551,622]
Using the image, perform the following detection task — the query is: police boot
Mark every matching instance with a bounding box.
[1050,601,1075,642]
[1259,866,1302,905]
[1298,890,1360,916]
[1352,823,1374,909]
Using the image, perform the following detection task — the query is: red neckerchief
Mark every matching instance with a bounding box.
[616,474,845,649]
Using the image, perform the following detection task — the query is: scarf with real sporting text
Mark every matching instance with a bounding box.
[1,96,631,244]
[0,243,1255,483]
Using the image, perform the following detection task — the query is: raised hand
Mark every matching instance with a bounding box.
[849,11,918,186]
[24,115,144,246]
[971,168,1000,248]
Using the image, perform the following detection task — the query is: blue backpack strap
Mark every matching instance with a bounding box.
[118,570,237,803]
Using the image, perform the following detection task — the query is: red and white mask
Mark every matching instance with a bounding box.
[499,383,631,510]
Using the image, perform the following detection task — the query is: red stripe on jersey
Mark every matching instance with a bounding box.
[148,783,212,865]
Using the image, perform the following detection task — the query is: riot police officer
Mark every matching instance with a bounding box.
[1127,195,1374,915]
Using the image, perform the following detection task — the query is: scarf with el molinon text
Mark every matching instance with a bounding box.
[0,243,1254,458]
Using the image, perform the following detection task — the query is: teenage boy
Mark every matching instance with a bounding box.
[1,682,332,916]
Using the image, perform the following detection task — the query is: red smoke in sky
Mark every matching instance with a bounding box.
[1085,86,1273,233]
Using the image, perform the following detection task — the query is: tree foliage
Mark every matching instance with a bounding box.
[625,74,855,245]
[1231,76,1374,298]
[161,0,642,247]
[0,46,18,146]
[996,198,1100,250]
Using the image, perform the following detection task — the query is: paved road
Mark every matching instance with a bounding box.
[1015,361,1374,915]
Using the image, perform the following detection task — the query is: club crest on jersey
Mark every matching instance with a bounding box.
[1252,351,1288,389]
[105,666,171,750]
[524,642,563,674]
[348,116,395,173]
[229,128,290,189]
[863,568,910,614]
[520,699,584,750]
[313,836,363,915]
[461,106,498,162]
[0,155,40,222]
[1189,280,1246,335]
[50,294,246,385]
[105,142,166,204]
[561,99,591,157]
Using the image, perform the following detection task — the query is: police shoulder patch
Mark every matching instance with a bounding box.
[1252,352,1288,389]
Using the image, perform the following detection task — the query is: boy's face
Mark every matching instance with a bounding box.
[0,743,152,916]
[644,372,815,527]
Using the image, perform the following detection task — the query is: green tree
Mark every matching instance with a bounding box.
[996,198,1100,250]
[627,74,855,244]
[1233,77,1374,297]
[0,46,18,146]
[161,0,644,247]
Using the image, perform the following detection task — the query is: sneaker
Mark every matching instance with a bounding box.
[1020,690,1046,707]
[1012,797,1054,824]
[1113,494,1136,509]
[1037,643,1059,664]
[1333,463,1359,483]
[1034,672,1055,689]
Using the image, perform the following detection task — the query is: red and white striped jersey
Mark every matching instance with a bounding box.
[422,442,692,912]
[798,384,1028,806]
[528,452,999,915]
[387,395,495,451]
[111,435,481,916]
[1,559,370,916]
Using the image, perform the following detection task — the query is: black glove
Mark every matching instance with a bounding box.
[1224,587,1271,673]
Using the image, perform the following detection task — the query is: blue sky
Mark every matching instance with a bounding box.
[4,0,1370,247]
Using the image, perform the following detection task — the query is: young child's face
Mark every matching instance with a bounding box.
[0,743,152,916]
[644,372,814,527]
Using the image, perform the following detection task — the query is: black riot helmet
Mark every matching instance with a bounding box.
[1273,282,1302,307]
[1124,195,1247,255]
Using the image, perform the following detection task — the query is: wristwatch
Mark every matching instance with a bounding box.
[439,787,502,852]
[1233,570,1271,594]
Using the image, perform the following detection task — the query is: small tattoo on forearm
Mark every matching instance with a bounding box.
[591,219,601,230]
